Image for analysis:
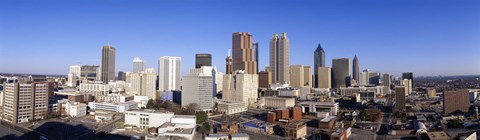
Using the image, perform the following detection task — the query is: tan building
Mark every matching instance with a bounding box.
[258,71,271,89]
[283,121,307,139]
[222,71,258,107]
[317,67,331,88]
[2,82,52,124]
[126,68,158,100]
[226,56,233,74]
[427,88,437,97]
[289,65,305,88]
[232,32,257,74]
[395,86,406,112]
[303,66,312,87]
[443,90,470,114]
[263,97,295,108]
[101,45,116,83]
[269,33,290,84]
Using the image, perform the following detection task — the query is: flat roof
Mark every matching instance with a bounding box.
[427,131,448,139]
[231,133,249,137]
[300,101,337,106]
[320,116,337,122]
[165,128,194,134]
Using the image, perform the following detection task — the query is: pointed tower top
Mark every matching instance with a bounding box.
[315,43,324,52]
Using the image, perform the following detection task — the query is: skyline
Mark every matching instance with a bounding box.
[1,0,479,77]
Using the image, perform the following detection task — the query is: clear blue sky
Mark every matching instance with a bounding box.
[1,0,479,77]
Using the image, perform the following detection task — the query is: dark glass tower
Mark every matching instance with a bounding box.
[353,55,359,82]
[314,44,325,88]
[253,42,259,73]
[195,53,212,68]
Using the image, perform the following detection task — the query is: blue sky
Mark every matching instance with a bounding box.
[0,0,479,77]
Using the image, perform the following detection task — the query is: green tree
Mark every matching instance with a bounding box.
[202,122,211,134]
[196,111,208,124]
[359,109,367,121]
[146,99,156,109]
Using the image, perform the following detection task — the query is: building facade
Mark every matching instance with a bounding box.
[314,44,325,88]
[195,53,212,68]
[181,66,214,111]
[232,32,257,74]
[269,33,290,84]
[101,45,116,83]
[332,58,350,88]
[133,57,146,73]
[2,82,52,124]
[126,68,157,100]
[158,56,182,91]
[222,71,258,107]
[317,67,331,89]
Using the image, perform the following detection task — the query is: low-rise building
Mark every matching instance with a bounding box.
[231,133,250,140]
[319,116,337,129]
[216,100,247,115]
[278,88,301,97]
[424,131,449,140]
[282,121,307,139]
[125,109,175,129]
[205,134,229,140]
[88,101,137,113]
[300,101,339,116]
[65,102,87,117]
[263,97,295,108]
[158,115,196,140]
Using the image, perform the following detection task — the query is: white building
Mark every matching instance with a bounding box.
[181,66,214,111]
[469,89,480,102]
[126,68,157,100]
[222,70,258,107]
[88,101,137,113]
[401,79,412,96]
[125,110,175,128]
[66,73,77,87]
[158,115,196,140]
[231,133,250,140]
[69,65,81,77]
[65,102,87,117]
[278,87,301,97]
[158,56,182,91]
[262,97,295,108]
[339,86,384,96]
[79,82,109,96]
[133,95,149,108]
[133,57,146,73]
[216,100,247,115]
[96,93,134,103]
[299,101,339,116]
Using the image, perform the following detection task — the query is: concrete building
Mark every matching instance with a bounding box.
[269,33,290,84]
[299,101,339,115]
[289,65,304,88]
[181,66,214,111]
[402,72,413,84]
[339,86,384,96]
[158,115,196,140]
[258,71,272,89]
[65,102,87,117]
[126,68,157,100]
[69,65,81,77]
[303,66,312,87]
[226,55,233,75]
[79,65,100,81]
[469,89,480,102]
[317,67,331,89]
[125,109,175,128]
[332,58,350,88]
[195,53,212,68]
[263,97,295,108]
[443,90,470,114]
[282,121,307,139]
[427,88,437,98]
[158,56,182,91]
[395,86,406,112]
[232,32,257,74]
[66,73,77,87]
[101,45,116,83]
[133,57,146,73]
[216,100,247,115]
[314,43,326,88]
[278,88,301,97]
[88,101,137,113]
[401,79,413,95]
[222,70,258,107]
[117,71,126,81]
[2,82,52,124]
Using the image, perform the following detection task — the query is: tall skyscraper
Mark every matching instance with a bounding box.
[395,86,406,112]
[126,68,157,100]
[317,67,331,89]
[101,45,116,83]
[232,32,257,74]
[195,53,212,68]
[269,33,290,84]
[158,56,181,91]
[303,66,312,87]
[402,72,414,85]
[181,66,214,111]
[222,70,258,107]
[353,55,359,82]
[332,58,350,88]
[314,44,325,88]
[133,57,146,73]
[2,82,52,124]
[253,42,259,73]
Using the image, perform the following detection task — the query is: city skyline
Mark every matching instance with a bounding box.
[1,0,479,77]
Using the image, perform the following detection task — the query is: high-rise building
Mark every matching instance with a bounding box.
[133,57,146,73]
[401,79,412,95]
[158,56,181,91]
[2,82,52,124]
[226,55,233,74]
[126,68,157,100]
[232,32,257,74]
[368,72,380,85]
[270,33,290,84]
[314,44,325,88]
[395,86,406,112]
[352,55,359,82]
[101,45,116,83]
[80,65,100,82]
[360,70,369,86]
[258,71,272,89]
[382,73,391,86]
[253,42,259,74]
[303,66,312,87]
[222,71,258,107]
[181,66,215,111]
[443,90,470,114]
[118,71,126,81]
[289,65,305,88]
[402,72,413,83]
[67,73,77,87]
[332,58,350,88]
[195,53,212,68]
[317,67,331,89]
[69,65,81,77]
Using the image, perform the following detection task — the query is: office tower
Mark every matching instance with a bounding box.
[158,56,181,91]
[181,66,214,111]
[195,53,212,68]
[352,55,359,82]
[382,73,391,86]
[258,71,272,89]
[232,32,257,74]
[126,68,157,100]
[117,71,126,81]
[401,79,412,95]
[80,65,100,82]
[2,82,52,124]
[314,44,325,88]
[226,55,233,74]
[368,72,380,85]
[395,86,406,112]
[133,57,146,73]
[269,33,290,84]
[443,90,470,114]
[67,73,77,87]
[289,65,304,88]
[332,58,350,88]
[360,70,369,85]
[253,42,259,73]
[303,66,312,87]
[96,67,102,81]
[402,72,413,83]
[317,67,331,88]
[101,45,116,83]
[69,65,81,77]
[223,70,259,107]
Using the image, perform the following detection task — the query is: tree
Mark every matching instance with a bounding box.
[202,122,211,134]
[183,103,199,115]
[196,111,208,124]
[359,109,367,121]
[146,99,156,109]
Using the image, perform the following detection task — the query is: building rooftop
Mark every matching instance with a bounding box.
[426,131,448,139]
[127,109,173,114]
[165,128,194,134]
[231,133,249,137]
[320,116,337,122]
[300,101,338,106]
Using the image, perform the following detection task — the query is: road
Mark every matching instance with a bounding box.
[375,94,394,140]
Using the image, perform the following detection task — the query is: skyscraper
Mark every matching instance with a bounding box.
[232,32,257,74]
[353,55,359,82]
[402,72,414,85]
[80,65,100,82]
[303,66,312,87]
[195,53,212,68]
[258,71,272,89]
[158,56,181,91]
[269,33,290,84]
[133,57,146,73]
[317,67,331,88]
[101,45,116,83]
[181,66,214,111]
[126,68,157,100]
[314,44,325,88]
[253,42,259,73]
[3,82,52,124]
[117,71,126,81]
[443,90,470,114]
[332,58,350,88]
[222,70,258,107]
